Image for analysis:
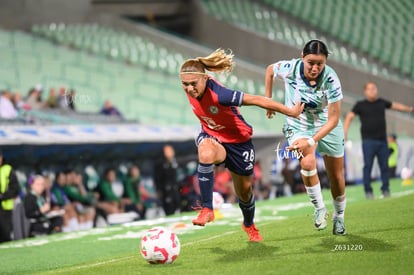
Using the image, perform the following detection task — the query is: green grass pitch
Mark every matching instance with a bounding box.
[1,178,413,275]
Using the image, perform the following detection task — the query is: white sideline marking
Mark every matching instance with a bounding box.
[51,256,135,274]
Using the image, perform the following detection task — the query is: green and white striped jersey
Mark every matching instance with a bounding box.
[272,58,343,131]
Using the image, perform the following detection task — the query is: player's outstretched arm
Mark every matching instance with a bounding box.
[242,94,304,118]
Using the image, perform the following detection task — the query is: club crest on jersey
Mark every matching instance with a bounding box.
[209,106,219,114]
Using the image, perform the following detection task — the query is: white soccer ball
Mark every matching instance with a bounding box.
[140,227,180,264]
[213,191,224,210]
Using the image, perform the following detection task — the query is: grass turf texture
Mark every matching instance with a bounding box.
[1,179,413,275]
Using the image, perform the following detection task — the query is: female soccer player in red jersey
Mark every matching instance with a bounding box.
[180,48,303,242]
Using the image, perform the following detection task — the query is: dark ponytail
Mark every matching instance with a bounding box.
[302,40,329,57]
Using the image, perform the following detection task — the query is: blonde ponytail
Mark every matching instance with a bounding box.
[180,48,235,74]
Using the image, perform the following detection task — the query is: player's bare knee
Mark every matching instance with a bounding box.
[198,148,216,163]
[300,155,316,171]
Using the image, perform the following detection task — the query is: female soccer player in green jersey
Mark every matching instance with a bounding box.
[265,40,346,235]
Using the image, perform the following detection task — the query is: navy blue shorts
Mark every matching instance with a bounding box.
[196,132,255,176]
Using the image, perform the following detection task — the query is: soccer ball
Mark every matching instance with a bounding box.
[140,227,180,264]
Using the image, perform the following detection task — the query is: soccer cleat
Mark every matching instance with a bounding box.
[242,223,263,242]
[380,190,390,199]
[365,192,374,200]
[313,207,328,230]
[192,207,214,226]
[333,217,347,235]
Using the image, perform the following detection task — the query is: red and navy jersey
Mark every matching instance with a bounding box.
[186,77,252,143]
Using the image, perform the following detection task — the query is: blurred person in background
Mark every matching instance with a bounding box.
[50,171,80,232]
[100,99,123,118]
[344,81,414,199]
[64,170,96,230]
[0,90,18,119]
[388,134,398,179]
[45,88,58,108]
[0,149,19,243]
[57,86,69,109]
[24,175,63,236]
[122,164,144,218]
[96,167,124,215]
[154,144,182,216]
[67,89,76,111]
[25,84,45,110]
[11,92,30,111]
[213,164,235,203]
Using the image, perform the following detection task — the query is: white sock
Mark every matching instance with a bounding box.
[84,221,93,230]
[333,195,346,219]
[305,183,325,210]
[62,226,72,233]
[68,218,79,232]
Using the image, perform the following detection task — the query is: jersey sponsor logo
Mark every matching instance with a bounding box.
[209,105,219,114]
[200,116,225,131]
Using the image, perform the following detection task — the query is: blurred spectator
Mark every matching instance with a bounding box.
[388,134,399,178]
[64,170,95,230]
[180,160,200,212]
[25,85,45,110]
[96,167,124,215]
[57,87,69,109]
[0,90,18,119]
[11,92,30,111]
[100,99,123,118]
[122,164,144,217]
[282,157,306,195]
[213,164,235,203]
[67,89,76,111]
[252,160,271,200]
[138,175,163,219]
[24,175,63,236]
[45,88,58,108]
[50,171,80,232]
[269,154,284,199]
[0,149,19,243]
[154,144,182,215]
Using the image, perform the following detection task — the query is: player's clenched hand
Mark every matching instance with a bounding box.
[290,102,304,118]
[266,110,276,119]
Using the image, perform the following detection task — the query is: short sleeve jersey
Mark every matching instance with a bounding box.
[352,98,392,140]
[186,77,252,143]
[272,58,343,131]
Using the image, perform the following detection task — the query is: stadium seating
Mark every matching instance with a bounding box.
[262,0,414,79]
[200,0,413,82]
[0,25,287,132]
